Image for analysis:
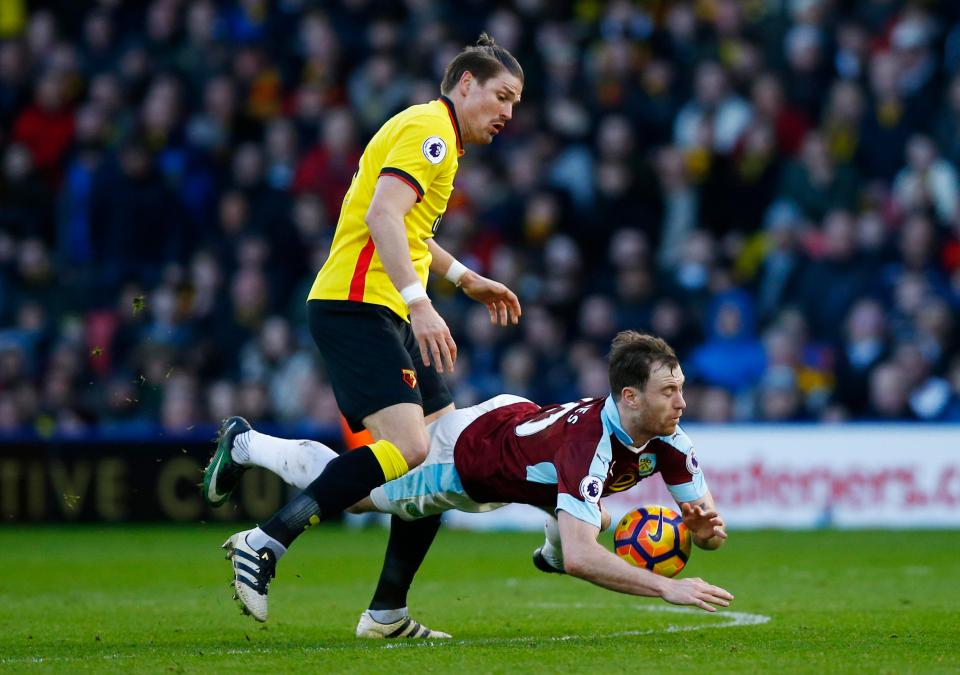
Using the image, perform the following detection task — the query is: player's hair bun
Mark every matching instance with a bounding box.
[476,32,497,47]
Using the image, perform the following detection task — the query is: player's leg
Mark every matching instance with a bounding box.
[533,502,612,574]
[204,417,339,504]
[355,324,459,637]
[356,401,455,638]
[223,301,436,621]
[358,398,524,638]
[203,416,252,507]
[533,510,566,574]
[233,430,338,490]
[356,514,449,639]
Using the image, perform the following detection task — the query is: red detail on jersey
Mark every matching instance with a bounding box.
[348,236,376,301]
[379,170,423,202]
[402,368,417,389]
[438,96,463,154]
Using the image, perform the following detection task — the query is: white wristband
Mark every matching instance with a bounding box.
[445,259,468,286]
[399,282,429,307]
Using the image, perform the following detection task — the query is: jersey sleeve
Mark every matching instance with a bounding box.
[656,427,709,503]
[379,117,454,202]
[554,434,610,529]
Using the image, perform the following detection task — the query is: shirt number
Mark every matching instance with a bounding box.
[514,400,586,437]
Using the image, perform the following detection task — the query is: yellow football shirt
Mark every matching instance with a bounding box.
[308,96,464,319]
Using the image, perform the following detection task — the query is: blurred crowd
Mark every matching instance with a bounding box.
[1,0,960,439]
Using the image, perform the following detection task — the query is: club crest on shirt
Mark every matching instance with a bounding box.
[401,369,417,389]
[686,449,701,475]
[637,453,657,477]
[579,475,603,503]
[422,136,446,164]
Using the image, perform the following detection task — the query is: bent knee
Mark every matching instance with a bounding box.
[404,440,429,466]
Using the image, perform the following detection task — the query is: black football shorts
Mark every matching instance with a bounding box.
[308,299,453,432]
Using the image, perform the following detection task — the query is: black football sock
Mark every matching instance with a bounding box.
[260,446,385,548]
[369,514,442,611]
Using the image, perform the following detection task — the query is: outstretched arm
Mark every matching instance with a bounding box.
[557,510,733,612]
[678,489,727,551]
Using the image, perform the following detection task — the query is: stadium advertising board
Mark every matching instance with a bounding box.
[0,441,299,523]
[2,426,957,526]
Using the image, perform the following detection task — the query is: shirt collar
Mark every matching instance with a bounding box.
[601,395,635,447]
[438,95,464,157]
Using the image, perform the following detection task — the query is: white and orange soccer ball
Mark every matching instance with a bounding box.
[613,504,692,578]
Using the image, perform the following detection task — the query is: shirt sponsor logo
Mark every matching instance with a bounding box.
[422,136,447,164]
[607,472,638,492]
[579,475,603,503]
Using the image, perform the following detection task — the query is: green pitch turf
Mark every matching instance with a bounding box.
[1,524,958,673]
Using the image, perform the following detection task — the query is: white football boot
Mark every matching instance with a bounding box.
[222,530,277,622]
[356,610,452,639]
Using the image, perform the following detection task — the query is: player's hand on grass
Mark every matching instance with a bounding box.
[409,299,457,373]
[459,271,521,326]
[681,503,727,543]
[662,577,734,613]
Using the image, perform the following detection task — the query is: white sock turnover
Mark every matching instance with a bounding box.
[368,607,408,624]
[245,527,287,559]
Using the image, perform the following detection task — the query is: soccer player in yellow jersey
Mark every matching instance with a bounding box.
[205,35,524,627]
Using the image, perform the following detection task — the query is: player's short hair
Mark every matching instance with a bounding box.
[441,33,523,95]
[608,331,679,400]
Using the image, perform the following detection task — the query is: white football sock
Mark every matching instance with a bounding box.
[541,516,565,569]
[233,430,338,490]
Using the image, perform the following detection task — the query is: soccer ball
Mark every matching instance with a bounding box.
[613,505,691,578]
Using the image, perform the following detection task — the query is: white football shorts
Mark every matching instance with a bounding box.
[369,394,531,521]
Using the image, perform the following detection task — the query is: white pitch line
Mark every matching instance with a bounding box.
[380,604,771,649]
[0,605,770,664]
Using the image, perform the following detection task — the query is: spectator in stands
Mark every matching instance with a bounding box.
[859,52,914,181]
[797,209,875,342]
[755,366,808,422]
[821,80,865,167]
[12,71,74,183]
[688,290,765,393]
[865,361,915,420]
[754,201,807,324]
[832,298,889,417]
[674,61,751,156]
[892,135,960,224]
[778,131,859,222]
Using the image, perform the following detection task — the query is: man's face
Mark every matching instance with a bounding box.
[633,363,687,438]
[458,71,522,145]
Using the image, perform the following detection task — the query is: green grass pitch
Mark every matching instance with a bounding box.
[1,524,958,673]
